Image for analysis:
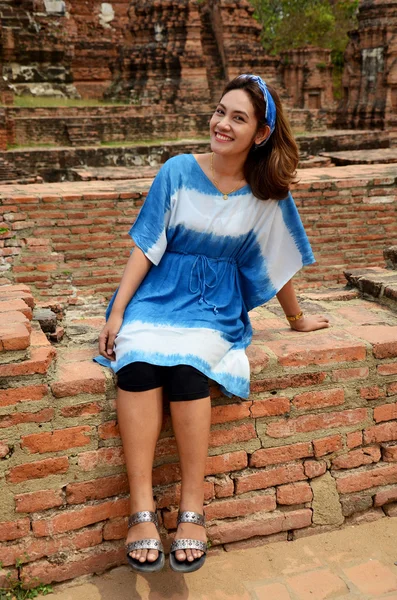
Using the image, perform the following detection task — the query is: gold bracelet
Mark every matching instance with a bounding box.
[286,311,304,322]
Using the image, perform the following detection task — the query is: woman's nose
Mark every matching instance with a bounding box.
[217,116,232,129]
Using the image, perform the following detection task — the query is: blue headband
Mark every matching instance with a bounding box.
[239,74,277,145]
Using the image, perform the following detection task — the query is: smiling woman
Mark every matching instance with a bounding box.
[94,74,330,575]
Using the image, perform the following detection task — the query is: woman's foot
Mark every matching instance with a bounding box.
[174,517,207,562]
[127,513,160,564]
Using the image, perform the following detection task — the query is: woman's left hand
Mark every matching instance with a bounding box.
[289,314,330,332]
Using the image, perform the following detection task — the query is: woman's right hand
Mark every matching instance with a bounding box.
[98,313,123,361]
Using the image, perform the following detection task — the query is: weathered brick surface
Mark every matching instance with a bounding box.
[1,243,397,585]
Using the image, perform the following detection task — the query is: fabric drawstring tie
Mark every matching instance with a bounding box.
[189,255,219,314]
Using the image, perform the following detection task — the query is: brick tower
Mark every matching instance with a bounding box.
[336,0,397,129]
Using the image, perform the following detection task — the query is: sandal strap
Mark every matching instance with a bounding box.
[128,511,159,529]
[170,538,207,553]
[177,510,205,527]
[126,538,164,553]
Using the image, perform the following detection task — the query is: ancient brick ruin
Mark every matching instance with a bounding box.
[0,158,397,586]
[0,0,397,590]
[336,0,397,130]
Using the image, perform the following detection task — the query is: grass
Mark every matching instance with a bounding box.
[100,137,209,147]
[13,97,130,108]
[0,560,53,600]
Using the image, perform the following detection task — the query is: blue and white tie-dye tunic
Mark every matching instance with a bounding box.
[94,154,315,399]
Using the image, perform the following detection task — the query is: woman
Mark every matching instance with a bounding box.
[94,74,329,574]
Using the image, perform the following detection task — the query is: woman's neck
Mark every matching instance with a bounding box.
[211,151,247,181]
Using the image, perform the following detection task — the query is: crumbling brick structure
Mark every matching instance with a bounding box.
[336,0,397,129]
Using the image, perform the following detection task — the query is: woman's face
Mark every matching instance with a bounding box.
[209,89,268,157]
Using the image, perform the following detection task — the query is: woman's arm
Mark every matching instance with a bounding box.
[276,279,329,332]
[98,246,152,359]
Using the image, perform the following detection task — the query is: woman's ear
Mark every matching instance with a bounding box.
[254,125,271,146]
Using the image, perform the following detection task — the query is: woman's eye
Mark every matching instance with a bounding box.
[215,108,224,115]
[234,116,244,122]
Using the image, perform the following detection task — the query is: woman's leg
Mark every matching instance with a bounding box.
[117,386,163,563]
[170,396,212,562]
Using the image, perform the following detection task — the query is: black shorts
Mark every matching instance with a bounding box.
[116,362,210,401]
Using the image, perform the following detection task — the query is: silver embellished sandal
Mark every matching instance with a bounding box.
[169,510,208,573]
[125,511,165,573]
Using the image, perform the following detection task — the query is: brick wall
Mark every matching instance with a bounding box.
[0,167,396,304]
[1,128,390,182]
[6,106,330,150]
[0,279,397,586]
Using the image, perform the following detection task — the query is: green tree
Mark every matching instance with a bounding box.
[249,0,359,57]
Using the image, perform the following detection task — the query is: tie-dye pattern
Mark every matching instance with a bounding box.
[93,154,315,398]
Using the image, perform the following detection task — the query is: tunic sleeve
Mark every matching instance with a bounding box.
[237,192,316,312]
[128,160,172,265]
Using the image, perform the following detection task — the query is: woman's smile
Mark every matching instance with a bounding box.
[214,132,234,142]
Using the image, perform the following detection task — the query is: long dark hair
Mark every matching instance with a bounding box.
[220,76,299,200]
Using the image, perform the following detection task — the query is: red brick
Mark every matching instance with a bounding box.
[78,446,125,471]
[98,420,120,440]
[266,333,366,367]
[154,436,178,459]
[0,518,30,542]
[342,560,397,596]
[332,446,381,470]
[15,489,64,513]
[250,372,327,393]
[152,462,182,486]
[381,443,397,462]
[378,362,397,376]
[206,493,277,521]
[347,431,363,449]
[155,480,214,509]
[66,474,129,504]
[0,322,30,351]
[0,298,32,319]
[205,451,248,476]
[0,346,56,377]
[20,547,126,586]
[246,344,270,372]
[346,326,397,359]
[0,567,18,588]
[313,435,343,457]
[388,382,397,396]
[7,456,69,483]
[0,385,48,407]
[61,402,102,418]
[51,361,106,397]
[304,460,327,478]
[277,482,313,505]
[287,568,348,599]
[250,397,290,418]
[364,421,397,444]
[374,402,397,423]
[21,426,92,454]
[0,441,9,457]
[0,527,102,567]
[208,509,311,545]
[210,402,251,424]
[103,517,127,540]
[32,498,129,537]
[332,367,369,381]
[214,477,234,498]
[210,423,257,448]
[360,386,385,400]
[0,407,54,428]
[235,463,306,494]
[267,408,368,438]
[374,486,397,506]
[293,388,345,410]
[250,442,313,468]
[336,463,397,493]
